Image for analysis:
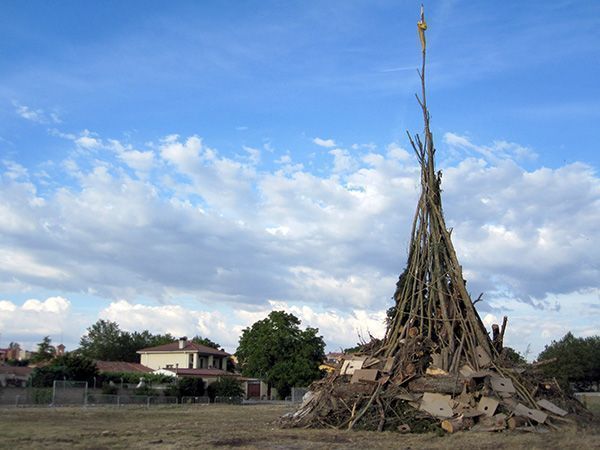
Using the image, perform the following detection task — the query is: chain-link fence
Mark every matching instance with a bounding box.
[214,395,243,404]
[180,396,210,405]
[53,380,88,406]
[290,387,309,403]
[0,388,53,406]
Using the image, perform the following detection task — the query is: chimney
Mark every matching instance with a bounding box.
[178,336,187,349]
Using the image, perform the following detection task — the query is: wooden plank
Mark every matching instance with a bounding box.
[477,396,499,417]
[514,403,548,423]
[383,357,394,373]
[475,345,492,368]
[341,357,366,375]
[537,399,568,416]
[419,392,453,418]
[350,368,378,384]
[490,376,516,393]
[430,353,443,368]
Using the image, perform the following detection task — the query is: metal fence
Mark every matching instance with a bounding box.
[290,387,309,403]
[214,395,243,404]
[180,396,210,405]
[53,380,88,406]
[0,387,177,408]
[86,394,178,407]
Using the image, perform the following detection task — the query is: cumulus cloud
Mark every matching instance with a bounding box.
[0,296,82,350]
[313,137,336,148]
[1,131,598,355]
[100,299,387,352]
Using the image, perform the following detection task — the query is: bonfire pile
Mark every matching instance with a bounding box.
[281,7,591,434]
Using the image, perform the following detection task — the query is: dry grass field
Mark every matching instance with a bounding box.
[0,404,598,449]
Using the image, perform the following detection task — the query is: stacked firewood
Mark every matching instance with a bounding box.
[281,339,589,432]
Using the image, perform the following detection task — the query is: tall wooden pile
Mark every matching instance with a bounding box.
[281,7,589,433]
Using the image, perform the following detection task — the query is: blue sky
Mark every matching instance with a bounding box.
[1,1,599,357]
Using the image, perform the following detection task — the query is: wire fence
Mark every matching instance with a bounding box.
[0,385,309,408]
[290,387,309,403]
[180,396,210,405]
[214,395,243,404]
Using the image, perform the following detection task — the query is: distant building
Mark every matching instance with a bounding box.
[137,336,230,371]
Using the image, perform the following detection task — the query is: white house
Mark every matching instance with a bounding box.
[137,337,230,371]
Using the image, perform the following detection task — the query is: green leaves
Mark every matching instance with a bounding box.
[29,353,98,387]
[31,336,56,363]
[235,311,325,399]
[537,332,600,391]
[79,319,174,362]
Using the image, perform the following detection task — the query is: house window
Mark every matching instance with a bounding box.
[199,358,204,368]
[188,353,194,369]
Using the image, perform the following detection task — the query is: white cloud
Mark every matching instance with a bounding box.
[12,101,61,124]
[444,132,538,163]
[0,297,81,351]
[329,148,357,173]
[1,131,598,357]
[313,137,336,148]
[75,130,102,149]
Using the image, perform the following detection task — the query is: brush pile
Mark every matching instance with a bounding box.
[281,7,592,434]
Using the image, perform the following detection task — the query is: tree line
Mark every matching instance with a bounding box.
[8,313,599,398]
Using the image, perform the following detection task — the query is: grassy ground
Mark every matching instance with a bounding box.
[0,404,598,449]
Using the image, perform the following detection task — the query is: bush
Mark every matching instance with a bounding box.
[164,377,205,400]
[208,377,244,401]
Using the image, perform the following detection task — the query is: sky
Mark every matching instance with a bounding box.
[0,0,599,359]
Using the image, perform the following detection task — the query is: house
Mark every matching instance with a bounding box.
[136,337,277,399]
[96,361,153,374]
[320,352,346,373]
[137,337,230,372]
[0,365,32,387]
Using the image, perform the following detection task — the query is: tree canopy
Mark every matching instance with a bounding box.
[31,336,56,363]
[191,335,221,350]
[29,353,98,387]
[235,311,325,399]
[78,319,174,362]
[537,332,600,391]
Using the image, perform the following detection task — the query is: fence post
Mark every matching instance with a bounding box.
[117,395,120,407]
[147,396,150,408]
[15,394,19,407]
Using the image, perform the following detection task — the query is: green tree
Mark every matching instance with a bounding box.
[191,335,221,350]
[31,336,56,363]
[235,311,325,399]
[178,377,206,397]
[79,319,175,362]
[208,377,244,400]
[79,320,125,361]
[29,354,98,387]
[537,332,600,391]
[500,346,527,366]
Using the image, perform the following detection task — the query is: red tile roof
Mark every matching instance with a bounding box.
[96,361,153,373]
[0,365,33,377]
[165,368,238,378]
[137,341,230,356]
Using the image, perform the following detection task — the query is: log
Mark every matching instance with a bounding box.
[441,416,474,433]
[408,375,464,394]
[507,415,529,429]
